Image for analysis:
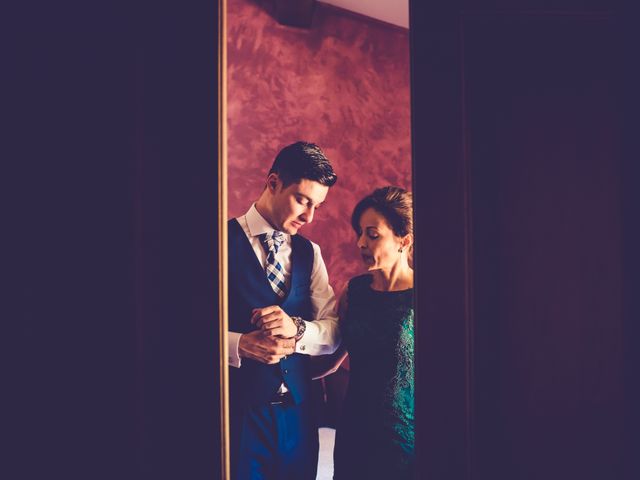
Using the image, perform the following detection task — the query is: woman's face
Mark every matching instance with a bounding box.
[356,207,405,271]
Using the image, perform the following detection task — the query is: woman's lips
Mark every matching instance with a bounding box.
[361,253,374,263]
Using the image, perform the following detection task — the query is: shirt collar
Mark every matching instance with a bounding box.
[245,204,290,240]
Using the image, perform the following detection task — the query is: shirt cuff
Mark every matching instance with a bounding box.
[294,320,317,354]
[228,331,242,368]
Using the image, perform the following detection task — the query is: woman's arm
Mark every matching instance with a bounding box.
[310,345,348,380]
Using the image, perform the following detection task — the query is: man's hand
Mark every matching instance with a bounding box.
[251,305,298,339]
[238,330,295,364]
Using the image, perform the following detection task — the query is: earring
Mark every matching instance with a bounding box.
[398,248,403,253]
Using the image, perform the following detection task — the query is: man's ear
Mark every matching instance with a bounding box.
[266,173,280,193]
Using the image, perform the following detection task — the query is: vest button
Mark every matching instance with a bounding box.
[283,369,289,374]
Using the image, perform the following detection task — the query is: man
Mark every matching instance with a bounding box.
[228,141,340,479]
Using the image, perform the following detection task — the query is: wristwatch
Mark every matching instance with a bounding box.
[291,316,306,341]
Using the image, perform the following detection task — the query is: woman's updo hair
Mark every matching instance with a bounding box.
[351,186,413,238]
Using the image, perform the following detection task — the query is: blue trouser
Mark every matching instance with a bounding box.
[231,400,319,480]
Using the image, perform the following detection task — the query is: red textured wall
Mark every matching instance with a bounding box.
[227,0,411,296]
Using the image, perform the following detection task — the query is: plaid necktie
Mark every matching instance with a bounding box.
[259,231,287,298]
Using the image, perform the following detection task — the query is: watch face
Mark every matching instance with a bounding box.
[292,316,306,340]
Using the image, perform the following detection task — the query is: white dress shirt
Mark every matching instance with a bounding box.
[228,204,340,368]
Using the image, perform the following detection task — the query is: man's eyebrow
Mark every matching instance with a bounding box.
[296,193,321,206]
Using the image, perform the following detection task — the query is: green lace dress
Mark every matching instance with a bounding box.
[333,274,415,479]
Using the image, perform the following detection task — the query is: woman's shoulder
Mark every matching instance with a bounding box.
[344,275,374,308]
[347,273,373,289]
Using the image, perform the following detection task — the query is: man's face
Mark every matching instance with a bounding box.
[270,177,329,235]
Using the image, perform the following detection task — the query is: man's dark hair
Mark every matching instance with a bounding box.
[269,141,337,188]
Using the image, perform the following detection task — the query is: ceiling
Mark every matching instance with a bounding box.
[319,0,409,29]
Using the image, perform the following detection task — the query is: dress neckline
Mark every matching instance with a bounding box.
[365,274,413,294]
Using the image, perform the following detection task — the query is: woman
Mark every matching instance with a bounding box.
[317,186,415,480]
